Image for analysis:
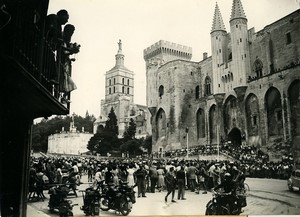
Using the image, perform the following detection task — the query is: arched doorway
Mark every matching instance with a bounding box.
[197,108,205,139]
[223,95,238,134]
[228,127,242,147]
[209,105,217,143]
[265,87,283,137]
[288,80,300,137]
[155,108,167,141]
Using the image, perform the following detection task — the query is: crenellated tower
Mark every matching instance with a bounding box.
[210,2,228,94]
[229,0,251,87]
[143,40,192,108]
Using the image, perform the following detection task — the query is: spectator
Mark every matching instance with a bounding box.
[165,167,176,203]
[176,166,186,200]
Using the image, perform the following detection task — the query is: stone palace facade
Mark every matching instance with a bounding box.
[144,0,300,160]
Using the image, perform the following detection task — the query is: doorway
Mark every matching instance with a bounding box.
[228,128,242,147]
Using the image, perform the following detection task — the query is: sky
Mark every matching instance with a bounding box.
[48,0,299,118]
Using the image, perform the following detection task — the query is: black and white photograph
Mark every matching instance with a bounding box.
[1,0,300,216]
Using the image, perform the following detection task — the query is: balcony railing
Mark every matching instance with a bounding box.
[2,1,71,109]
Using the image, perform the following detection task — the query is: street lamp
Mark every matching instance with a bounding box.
[186,127,189,159]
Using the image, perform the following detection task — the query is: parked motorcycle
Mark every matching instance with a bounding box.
[205,190,246,215]
[48,185,77,217]
[80,186,101,216]
[100,181,136,216]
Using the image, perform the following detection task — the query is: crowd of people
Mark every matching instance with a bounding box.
[28,142,295,203]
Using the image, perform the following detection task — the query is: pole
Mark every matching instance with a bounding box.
[217,125,220,162]
[186,127,189,159]
[187,132,189,159]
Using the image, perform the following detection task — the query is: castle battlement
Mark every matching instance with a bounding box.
[143,40,192,60]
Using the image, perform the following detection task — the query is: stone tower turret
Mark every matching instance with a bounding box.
[229,0,251,87]
[105,39,134,104]
[143,40,192,108]
[211,2,228,94]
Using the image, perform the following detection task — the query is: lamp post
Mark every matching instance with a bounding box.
[186,127,189,159]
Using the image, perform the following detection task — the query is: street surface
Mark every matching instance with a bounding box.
[27,175,300,216]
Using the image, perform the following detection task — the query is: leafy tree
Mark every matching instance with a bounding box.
[123,118,136,142]
[120,139,143,157]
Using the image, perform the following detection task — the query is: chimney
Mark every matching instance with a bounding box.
[203,52,208,60]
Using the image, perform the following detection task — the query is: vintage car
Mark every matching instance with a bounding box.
[287,169,300,192]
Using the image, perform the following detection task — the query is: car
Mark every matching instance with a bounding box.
[287,169,300,192]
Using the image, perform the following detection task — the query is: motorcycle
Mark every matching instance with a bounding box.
[205,190,246,215]
[48,185,77,217]
[80,186,101,216]
[99,181,136,216]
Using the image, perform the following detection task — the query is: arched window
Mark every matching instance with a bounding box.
[122,78,125,84]
[228,52,232,61]
[114,78,116,84]
[122,86,124,93]
[205,76,212,96]
[159,85,164,98]
[109,88,111,94]
[113,86,115,93]
[109,79,111,86]
[195,85,200,99]
[127,79,130,85]
[254,58,263,77]
[127,87,130,94]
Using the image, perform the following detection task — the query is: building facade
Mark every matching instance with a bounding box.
[144,0,300,161]
[48,118,93,155]
[94,40,148,139]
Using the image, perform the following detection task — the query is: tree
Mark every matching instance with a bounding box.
[120,139,143,157]
[87,108,121,156]
[105,107,118,136]
[123,118,136,142]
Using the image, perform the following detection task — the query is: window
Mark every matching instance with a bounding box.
[253,115,257,126]
[109,88,111,94]
[109,79,111,86]
[127,79,130,85]
[205,76,212,96]
[254,59,263,77]
[122,86,124,93]
[122,78,124,84]
[113,87,115,93]
[127,87,129,94]
[159,85,164,98]
[286,32,292,44]
[114,78,116,84]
